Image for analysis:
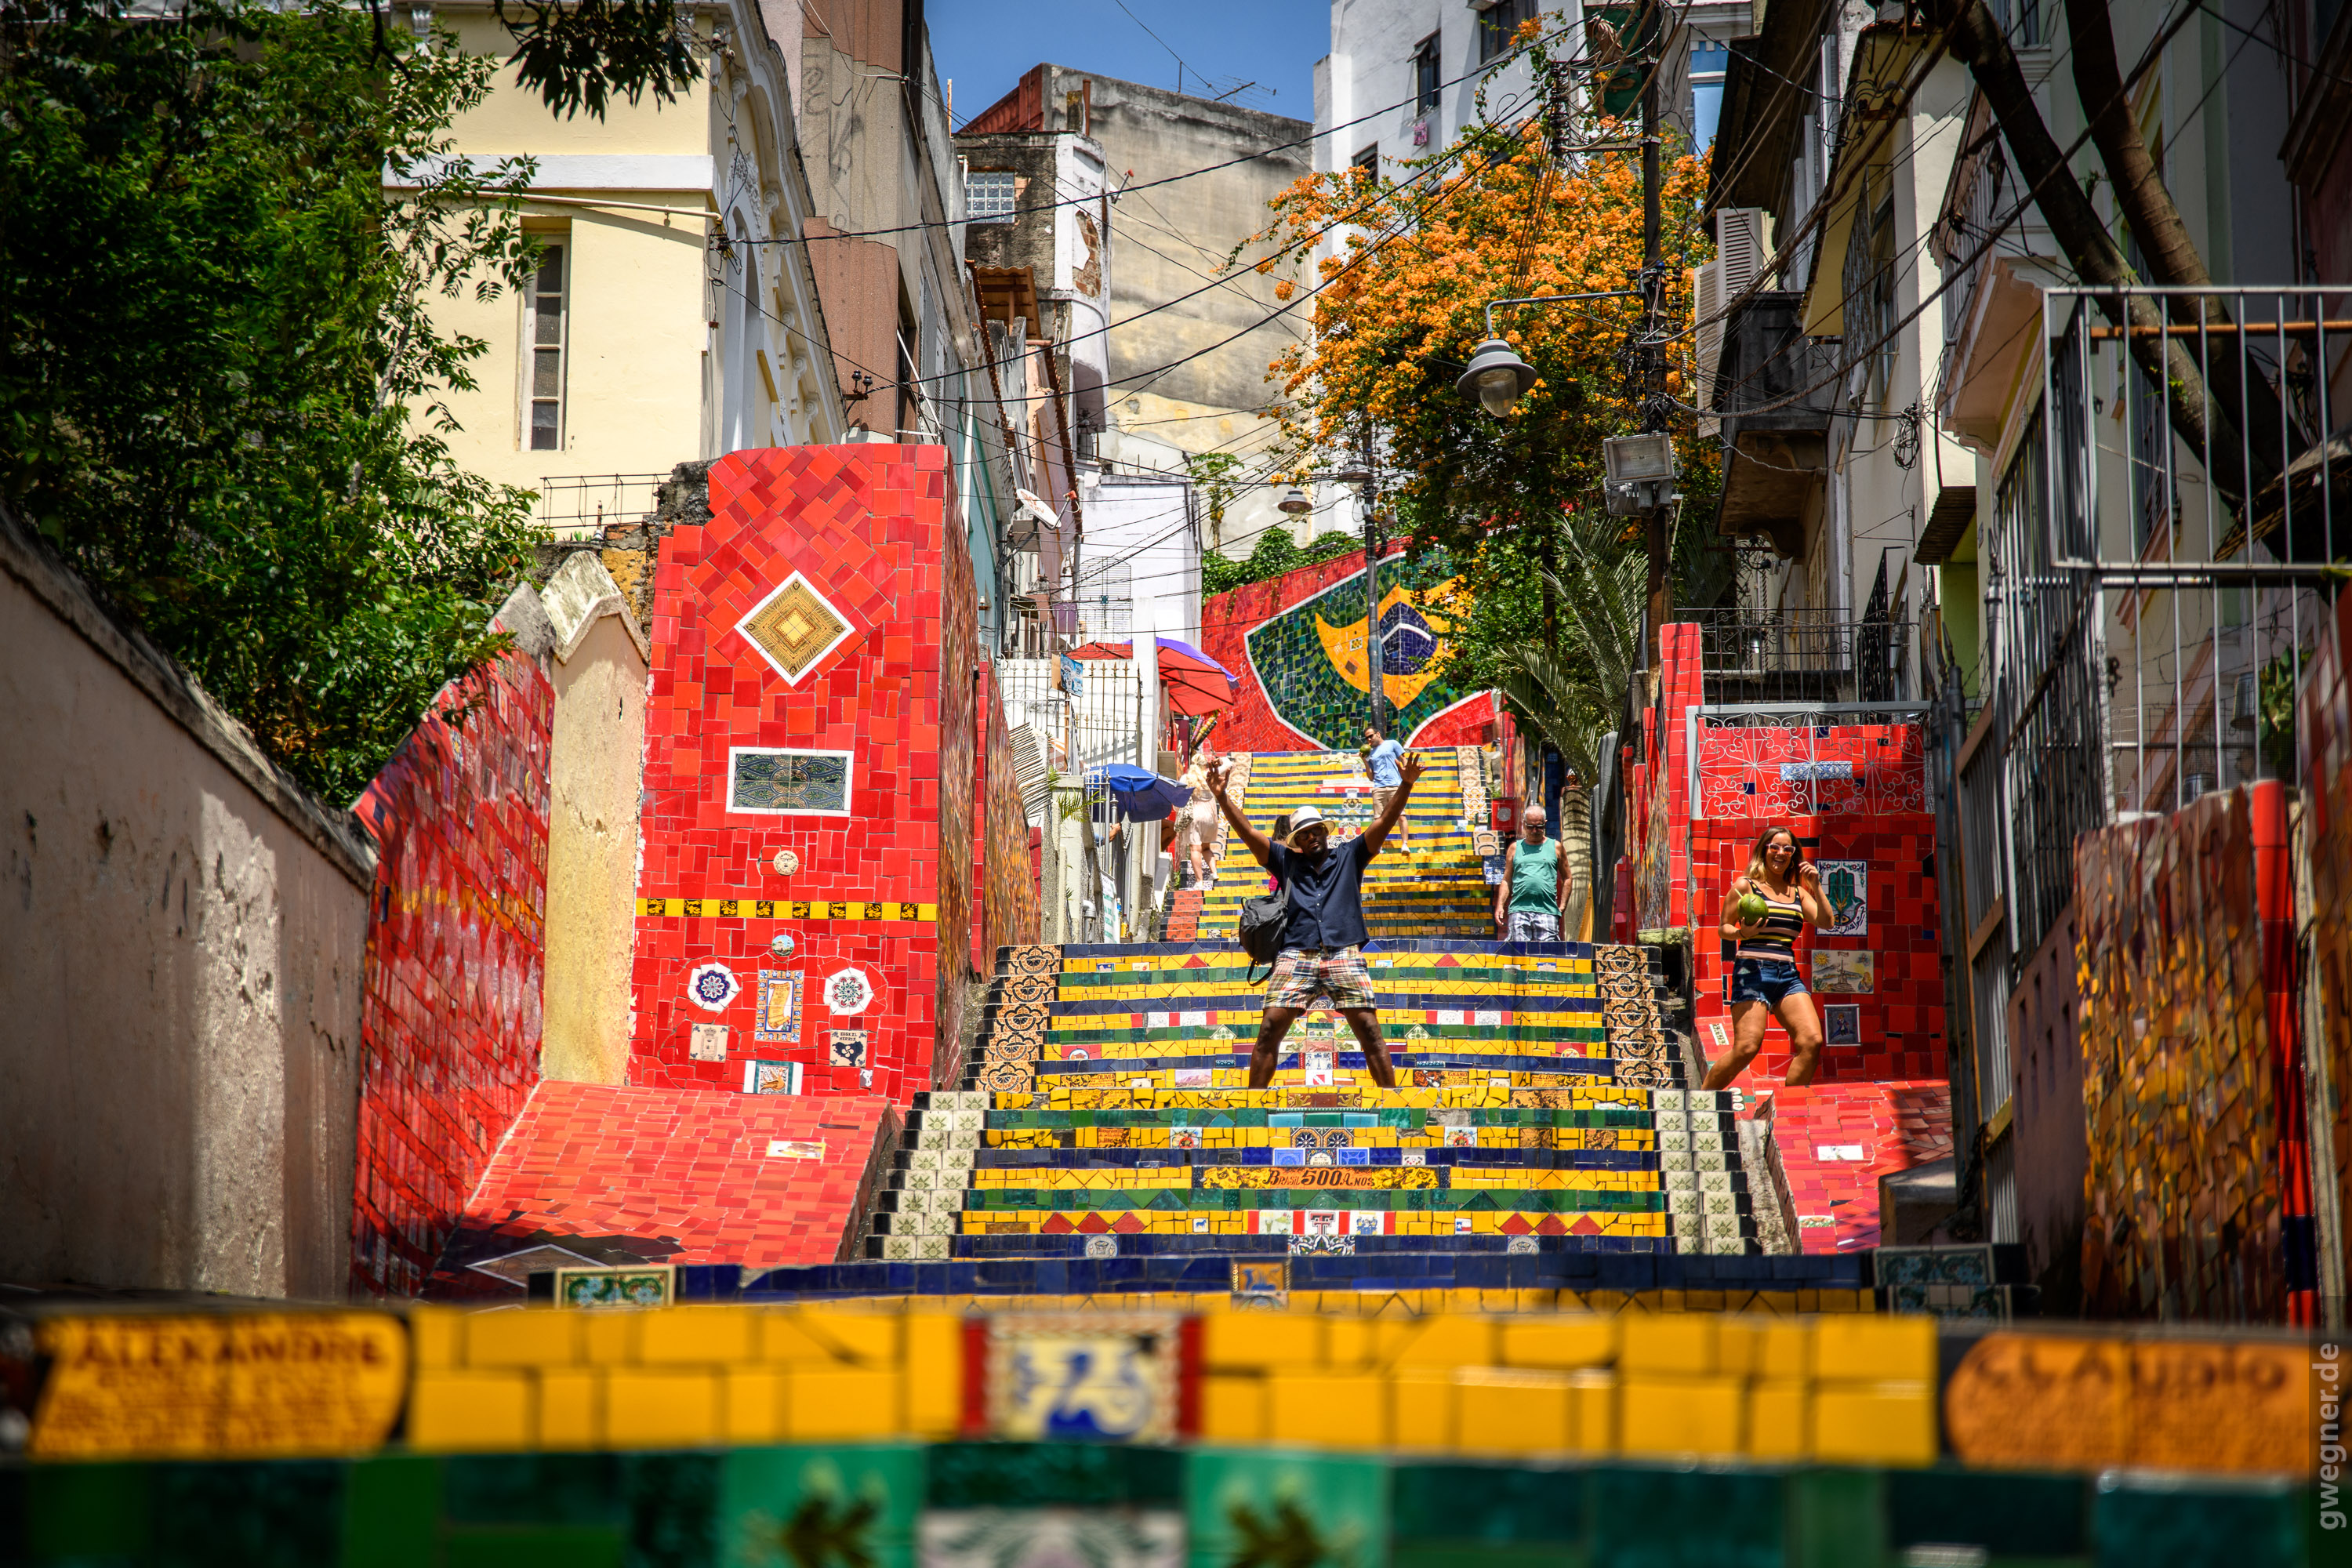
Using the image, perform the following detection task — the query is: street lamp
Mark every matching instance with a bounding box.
[1456,340,1537,417]
[1453,290,1642,418]
[1278,487,1313,515]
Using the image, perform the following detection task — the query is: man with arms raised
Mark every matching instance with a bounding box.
[1208,750,1425,1089]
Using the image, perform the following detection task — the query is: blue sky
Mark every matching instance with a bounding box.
[928,2,1330,128]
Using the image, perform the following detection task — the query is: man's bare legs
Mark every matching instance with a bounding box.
[1249,1005,1396,1089]
[1339,1006,1398,1088]
[1249,1007,1304,1088]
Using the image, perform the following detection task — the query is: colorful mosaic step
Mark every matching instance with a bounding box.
[1181,750,1497,939]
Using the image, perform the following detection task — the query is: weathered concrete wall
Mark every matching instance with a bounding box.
[539,554,650,1086]
[0,506,372,1299]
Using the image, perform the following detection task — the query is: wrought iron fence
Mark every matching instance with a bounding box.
[533,474,667,539]
[1670,606,1915,706]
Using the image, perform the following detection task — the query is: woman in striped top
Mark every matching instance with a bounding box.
[1702,825,1829,1089]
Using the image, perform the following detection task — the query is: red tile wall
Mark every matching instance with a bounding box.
[349,642,554,1299]
[1200,546,1497,752]
[627,446,978,1106]
[1624,622,1947,1088]
[1688,814,1947,1085]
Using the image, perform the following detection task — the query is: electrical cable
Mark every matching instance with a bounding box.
[1686,0,2213,424]
[730,20,1597,251]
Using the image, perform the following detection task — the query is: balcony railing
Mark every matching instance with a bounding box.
[534,474,667,539]
[1671,607,1913,706]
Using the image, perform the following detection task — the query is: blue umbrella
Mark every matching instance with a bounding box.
[1089,764,1191,822]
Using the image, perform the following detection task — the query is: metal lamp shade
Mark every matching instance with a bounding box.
[1454,339,1538,416]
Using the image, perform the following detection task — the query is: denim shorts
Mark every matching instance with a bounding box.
[1730,957,1809,1007]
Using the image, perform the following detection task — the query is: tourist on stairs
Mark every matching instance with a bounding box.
[1492,804,1570,942]
[1208,751,1424,1089]
[1703,824,1828,1090]
[1363,725,1407,849]
[1174,749,1221,882]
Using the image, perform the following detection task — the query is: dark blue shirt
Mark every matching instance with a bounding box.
[1266,835,1374,950]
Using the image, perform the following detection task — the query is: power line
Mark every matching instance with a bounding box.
[1687,0,2212,425]
[732,17,1595,252]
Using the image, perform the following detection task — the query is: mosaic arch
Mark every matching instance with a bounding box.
[1244,552,1476,750]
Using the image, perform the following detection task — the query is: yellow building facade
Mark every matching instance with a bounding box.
[400,1,846,531]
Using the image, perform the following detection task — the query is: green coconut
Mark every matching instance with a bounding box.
[1734,891,1771,926]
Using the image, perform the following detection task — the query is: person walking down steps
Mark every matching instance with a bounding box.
[1364,725,1408,849]
[1492,803,1571,942]
[1173,749,1221,882]
[1209,751,1424,1089]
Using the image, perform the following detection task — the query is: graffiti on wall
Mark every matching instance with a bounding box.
[2303,600,2352,1314]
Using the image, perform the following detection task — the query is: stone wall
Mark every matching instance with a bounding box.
[0,503,372,1298]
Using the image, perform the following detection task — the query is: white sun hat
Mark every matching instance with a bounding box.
[1283,805,1330,847]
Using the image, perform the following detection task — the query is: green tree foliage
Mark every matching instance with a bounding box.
[1185,450,1242,550]
[1,0,559,801]
[1248,23,1722,752]
[1201,528,1359,598]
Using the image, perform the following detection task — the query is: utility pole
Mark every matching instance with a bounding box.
[1363,500,1384,738]
[1639,5,1670,644]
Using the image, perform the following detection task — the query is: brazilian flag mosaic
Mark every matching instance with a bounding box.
[1247,550,1473,749]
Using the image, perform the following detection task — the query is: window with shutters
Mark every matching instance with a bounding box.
[1412,34,1441,114]
[522,240,568,451]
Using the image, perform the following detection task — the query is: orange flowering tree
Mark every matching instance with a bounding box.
[1247,59,1722,737]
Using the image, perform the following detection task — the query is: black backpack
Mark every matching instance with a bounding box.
[1236,880,1290,983]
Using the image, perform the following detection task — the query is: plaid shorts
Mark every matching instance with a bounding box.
[1266,946,1377,1011]
[1505,910,1562,942]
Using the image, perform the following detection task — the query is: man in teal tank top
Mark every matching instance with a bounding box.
[1492,805,1570,942]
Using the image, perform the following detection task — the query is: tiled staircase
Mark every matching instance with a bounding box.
[1189,748,1500,942]
[719,750,1858,1304]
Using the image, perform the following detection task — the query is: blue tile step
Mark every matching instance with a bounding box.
[717,1249,1872,1301]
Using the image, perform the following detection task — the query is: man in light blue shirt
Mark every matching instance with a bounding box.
[1364,725,1406,848]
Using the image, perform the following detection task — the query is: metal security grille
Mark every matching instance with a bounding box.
[1929,285,2350,1233]
[1674,606,1915,706]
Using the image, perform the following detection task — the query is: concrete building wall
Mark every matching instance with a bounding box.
[410,2,841,527]
[965,65,1313,556]
[539,555,651,1087]
[1078,472,1202,647]
[0,506,372,1299]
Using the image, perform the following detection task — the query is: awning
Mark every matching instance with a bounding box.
[1154,637,1240,717]
[1064,637,1239,714]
